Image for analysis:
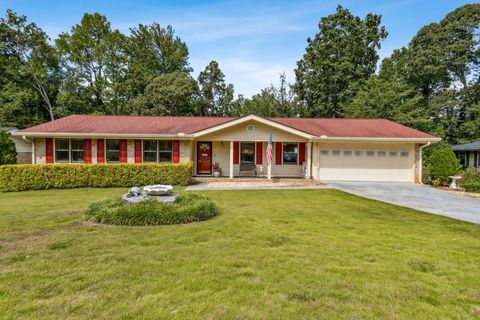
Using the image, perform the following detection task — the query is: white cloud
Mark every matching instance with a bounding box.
[192,58,295,98]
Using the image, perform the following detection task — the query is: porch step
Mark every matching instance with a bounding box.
[191,177,320,186]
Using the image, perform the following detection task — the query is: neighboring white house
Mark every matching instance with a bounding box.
[12,114,441,183]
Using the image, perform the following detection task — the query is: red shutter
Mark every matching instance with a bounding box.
[134,140,142,163]
[256,142,263,165]
[97,139,105,163]
[233,141,240,164]
[275,142,282,165]
[172,140,180,163]
[299,142,306,165]
[46,138,53,163]
[84,139,92,164]
[120,139,127,163]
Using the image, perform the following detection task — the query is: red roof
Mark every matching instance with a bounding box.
[271,118,435,139]
[20,115,234,135]
[19,114,437,139]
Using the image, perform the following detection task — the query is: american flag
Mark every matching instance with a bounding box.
[266,134,273,165]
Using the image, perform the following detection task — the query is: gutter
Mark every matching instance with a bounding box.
[312,136,441,143]
[418,141,433,184]
[12,132,194,140]
[22,135,35,164]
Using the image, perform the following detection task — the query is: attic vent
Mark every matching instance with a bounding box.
[246,124,255,132]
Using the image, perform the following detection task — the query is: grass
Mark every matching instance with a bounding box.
[0,188,480,319]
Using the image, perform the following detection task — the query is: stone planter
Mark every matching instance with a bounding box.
[213,171,221,177]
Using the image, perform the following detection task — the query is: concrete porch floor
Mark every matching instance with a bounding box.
[186,177,324,190]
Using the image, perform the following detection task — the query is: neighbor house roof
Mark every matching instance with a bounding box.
[452,142,480,151]
[15,114,439,141]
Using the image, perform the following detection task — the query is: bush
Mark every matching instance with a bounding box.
[462,171,480,193]
[0,162,192,192]
[423,143,460,185]
[0,130,17,165]
[84,192,217,226]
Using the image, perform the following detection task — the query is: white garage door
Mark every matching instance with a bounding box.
[318,149,414,182]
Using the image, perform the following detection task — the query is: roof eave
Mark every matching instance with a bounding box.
[312,137,442,143]
[11,132,194,140]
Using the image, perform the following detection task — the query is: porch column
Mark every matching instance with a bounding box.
[306,141,312,179]
[229,141,234,179]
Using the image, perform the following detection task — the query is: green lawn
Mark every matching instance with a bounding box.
[1,188,480,319]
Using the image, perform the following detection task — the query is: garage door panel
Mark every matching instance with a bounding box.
[318,150,414,182]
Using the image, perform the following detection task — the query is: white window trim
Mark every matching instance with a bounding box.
[240,141,256,165]
[282,142,299,165]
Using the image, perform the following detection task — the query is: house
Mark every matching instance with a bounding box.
[1,127,34,164]
[452,142,480,168]
[12,114,440,183]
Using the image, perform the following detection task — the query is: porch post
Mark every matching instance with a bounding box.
[267,140,272,179]
[229,141,234,179]
[306,141,312,179]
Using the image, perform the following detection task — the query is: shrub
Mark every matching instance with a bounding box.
[0,130,17,165]
[462,171,480,193]
[423,142,460,185]
[84,192,217,226]
[0,162,192,192]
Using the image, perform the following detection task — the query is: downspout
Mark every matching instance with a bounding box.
[418,141,431,184]
[22,136,35,164]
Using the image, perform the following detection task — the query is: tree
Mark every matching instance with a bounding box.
[0,130,17,164]
[231,73,300,117]
[56,13,127,115]
[124,23,191,104]
[197,61,234,116]
[131,72,199,116]
[346,76,430,132]
[295,5,387,117]
[0,10,61,127]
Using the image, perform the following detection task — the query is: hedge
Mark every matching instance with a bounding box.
[462,171,480,193]
[0,162,192,192]
[85,193,218,226]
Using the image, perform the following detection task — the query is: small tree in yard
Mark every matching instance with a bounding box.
[0,131,17,165]
[423,142,459,185]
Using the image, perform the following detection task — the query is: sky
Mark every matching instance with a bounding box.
[0,0,472,97]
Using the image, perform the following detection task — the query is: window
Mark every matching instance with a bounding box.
[240,142,255,164]
[283,143,298,164]
[70,139,84,162]
[366,151,375,157]
[477,152,480,167]
[106,139,120,162]
[143,140,157,162]
[355,150,364,157]
[158,140,172,163]
[389,151,398,157]
[55,139,69,162]
[332,150,341,156]
[343,150,352,156]
[320,150,329,156]
[377,151,386,157]
[458,152,467,167]
[400,151,409,157]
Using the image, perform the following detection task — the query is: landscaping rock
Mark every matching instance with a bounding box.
[143,185,173,196]
[126,187,141,197]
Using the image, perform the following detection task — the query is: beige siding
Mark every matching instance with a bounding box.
[199,120,307,142]
[127,140,135,163]
[180,140,192,163]
[34,138,46,164]
[199,140,302,177]
[313,142,415,182]
[92,139,98,163]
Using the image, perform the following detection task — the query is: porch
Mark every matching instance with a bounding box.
[193,140,313,179]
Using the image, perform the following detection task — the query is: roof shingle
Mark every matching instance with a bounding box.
[19,114,438,139]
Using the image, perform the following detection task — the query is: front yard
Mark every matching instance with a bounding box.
[1,188,480,319]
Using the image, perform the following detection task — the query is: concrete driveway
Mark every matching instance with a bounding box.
[326,181,480,224]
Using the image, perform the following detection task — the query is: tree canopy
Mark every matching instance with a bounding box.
[0,4,478,145]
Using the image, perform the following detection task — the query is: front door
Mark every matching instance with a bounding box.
[197,142,212,174]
